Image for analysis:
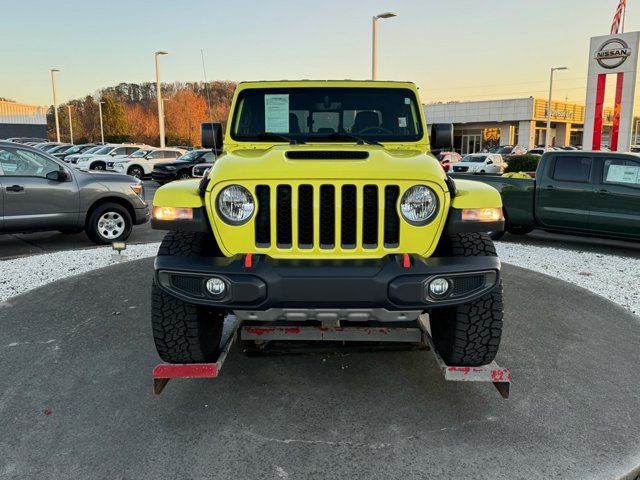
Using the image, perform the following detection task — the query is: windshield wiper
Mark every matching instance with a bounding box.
[327,132,382,147]
[255,132,305,145]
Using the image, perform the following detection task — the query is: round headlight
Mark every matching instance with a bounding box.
[217,185,255,224]
[400,185,438,225]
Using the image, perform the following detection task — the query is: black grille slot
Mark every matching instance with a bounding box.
[276,185,292,248]
[171,275,202,295]
[298,185,313,248]
[255,185,271,247]
[452,275,485,295]
[319,185,335,248]
[384,185,400,247]
[286,151,369,160]
[341,185,357,248]
[362,185,378,248]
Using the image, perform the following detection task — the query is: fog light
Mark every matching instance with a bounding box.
[206,277,227,296]
[429,278,450,297]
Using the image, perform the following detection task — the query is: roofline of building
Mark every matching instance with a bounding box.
[0,99,48,109]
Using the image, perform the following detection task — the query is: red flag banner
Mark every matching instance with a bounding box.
[611,0,627,34]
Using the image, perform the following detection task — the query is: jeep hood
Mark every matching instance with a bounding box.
[207,145,446,184]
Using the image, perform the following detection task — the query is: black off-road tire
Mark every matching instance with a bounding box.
[152,231,225,363]
[507,225,533,236]
[430,233,504,366]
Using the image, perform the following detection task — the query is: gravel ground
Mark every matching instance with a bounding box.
[0,243,160,303]
[496,242,640,316]
[1,240,638,316]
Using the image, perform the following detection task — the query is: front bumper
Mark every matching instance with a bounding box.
[154,254,500,311]
[134,206,150,225]
[151,170,177,184]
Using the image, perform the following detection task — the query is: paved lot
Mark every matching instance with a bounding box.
[0,260,638,479]
[0,181,165,260]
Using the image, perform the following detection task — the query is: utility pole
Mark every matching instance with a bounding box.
[546,67,568,148]
[67,105,74,144]
[155,51,168,147]
[98,101,105,144]
[372,12,397,80]
[50,69,61,142]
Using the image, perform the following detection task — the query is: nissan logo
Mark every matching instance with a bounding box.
[595,38,631,69]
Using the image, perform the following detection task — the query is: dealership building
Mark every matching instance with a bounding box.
[0,100,48,139]
[424,97,617,154]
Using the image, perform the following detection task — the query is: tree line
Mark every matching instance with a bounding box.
[47,81,237,146]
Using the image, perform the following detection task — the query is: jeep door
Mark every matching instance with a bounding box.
[588,156,640,237]
[535,154,593,230]
[0,146,80,232]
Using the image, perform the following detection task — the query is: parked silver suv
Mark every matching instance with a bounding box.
[0,142,149,244]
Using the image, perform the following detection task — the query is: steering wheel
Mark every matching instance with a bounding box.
[357,126,393,135]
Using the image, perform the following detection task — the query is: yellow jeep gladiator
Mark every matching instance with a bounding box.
[151,80,505,367]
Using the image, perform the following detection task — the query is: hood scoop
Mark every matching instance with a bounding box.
[285,151,369,160]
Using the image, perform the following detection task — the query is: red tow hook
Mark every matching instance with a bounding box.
[402,253,411,269]
[244,253,254,268]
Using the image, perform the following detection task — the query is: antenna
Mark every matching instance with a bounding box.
[201,49,214,123]
[200,49,218,155]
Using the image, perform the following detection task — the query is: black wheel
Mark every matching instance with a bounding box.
[152,231,225,363]
[430,233,504,366]
[91,162,105,171]
[85,202,132,245]
[177,170,191,180]
[127,166,144,179]
[507,225,533,235]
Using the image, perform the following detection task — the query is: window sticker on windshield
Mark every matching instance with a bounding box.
[398,117,407,128]
[606,164,640,185]
[264,94,290,133]
[404,97,411,104]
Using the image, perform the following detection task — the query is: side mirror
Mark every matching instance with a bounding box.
[46,169,69,182]
[201,122,224,153]
[430,123,454,152]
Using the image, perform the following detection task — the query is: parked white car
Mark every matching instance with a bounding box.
[109,148,187,179]
[496,145,527,156]
[451,153,505,174]
[75,144,149,171]
[64,145,104,164]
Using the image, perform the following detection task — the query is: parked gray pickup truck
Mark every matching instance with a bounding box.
[452,150,640,241]
[0,142,149,244]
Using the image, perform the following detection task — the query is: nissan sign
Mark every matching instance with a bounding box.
[595,38,631,69]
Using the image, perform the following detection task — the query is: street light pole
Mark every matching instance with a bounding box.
[155,51,168,147]
[372,12,397,80]
[50,69,61,143]
[546,67,568,149]
[98,101,105,144]
[67,105,74,144]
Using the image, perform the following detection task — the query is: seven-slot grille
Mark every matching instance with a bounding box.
[254,184,401,251]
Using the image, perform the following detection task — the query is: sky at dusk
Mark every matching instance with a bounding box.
[0,0,636,107]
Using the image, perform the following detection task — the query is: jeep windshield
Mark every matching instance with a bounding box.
[231,87,424,143]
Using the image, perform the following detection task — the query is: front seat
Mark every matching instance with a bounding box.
[352,111,380,133]
[289,113,301,134]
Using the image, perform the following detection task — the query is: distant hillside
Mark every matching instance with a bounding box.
[47,81,237,146]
